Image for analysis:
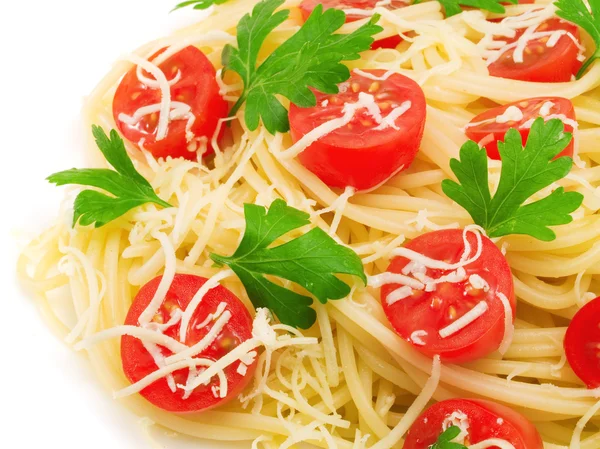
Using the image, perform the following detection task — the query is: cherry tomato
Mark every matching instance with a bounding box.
[404,399,543,449]
[487,18,583,82]
[381,229,515,363]
[121,274,256,413]
[113,46,228,161]
[465,97,576,160]
[565,296,600,388]
[289,69,426,190]
[298,0,408,49]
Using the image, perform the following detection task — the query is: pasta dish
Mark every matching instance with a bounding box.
[17,0,600,448]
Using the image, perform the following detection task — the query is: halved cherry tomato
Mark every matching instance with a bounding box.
[298,0,408,49]
[121,274,256,413]
[565,296,600,388]
[404,399,543,449]
[113,46,228,161]
[487,18,582,82]
[289,69,426,190]
[465,97,576,160]
[381,229,515,363]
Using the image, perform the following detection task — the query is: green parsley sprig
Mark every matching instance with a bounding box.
[210,199,366,328]
[430,426,468,449]
[414,0,517,17]
[172,0,229,11]
[222,0,383,134]
[555,0,600,78]
[442,118,584,242]
[48,126,172,228]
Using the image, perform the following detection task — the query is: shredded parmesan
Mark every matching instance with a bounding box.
[439,301,489,338]
[124,54,172,141]
[410,330,427,346]
[497,292,514,355]
[178,269,234,342]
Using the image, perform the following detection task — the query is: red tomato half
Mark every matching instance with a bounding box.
[121,274,256,413]
[381,229,515,363]
[298,0,408,49]
[289,69,426,190]
[113,46,228,161]
[465,97,576,160]
[488,18,582,82]
[404,399,543,449]
[565,296,600,388]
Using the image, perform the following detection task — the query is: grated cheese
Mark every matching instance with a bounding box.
[167,310,232,363]
[386,285,414,305]
[468,274,490,292]
[439,301,489,338]
[497,292,514,355]
[279,92,412,160]
[178,269,234,342]
[442,410,470,442]
[410,330,427,346]
[124,54,172,141]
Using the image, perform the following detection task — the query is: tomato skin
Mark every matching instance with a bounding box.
[289,69,426,190]
[370,34,403,50]
[488,18,582,83]
[381,229,515,363]
[121,274,256,413]
[565,296,600,388]
[403,399,543,449]
[465,97,576,160]
[113,46,228,161]
[298,0,408,49]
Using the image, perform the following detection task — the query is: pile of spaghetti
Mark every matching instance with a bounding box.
[18,0,600,448]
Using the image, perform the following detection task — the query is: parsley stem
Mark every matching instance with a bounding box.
[228,93,247,119]
[576,54,599,79]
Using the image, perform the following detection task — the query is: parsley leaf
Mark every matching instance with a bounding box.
[47,126,172,228]
[222,0,383,134]
[442,118,584,241]
[172,0,229,11]
[414,0,517,17]
[210,199,366,329]
[430,426,468,449]
[555,0,600,78]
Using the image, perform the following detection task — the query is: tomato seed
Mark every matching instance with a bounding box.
[448,306,457,320]
[369,82,380,92]
[351,83,360,93]
[431,296,443,309]
[131,92,141,100]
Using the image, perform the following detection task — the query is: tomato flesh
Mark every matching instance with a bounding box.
[289,69,426,190]
[465,97,576,160]
[298,0,409,49]
[565,296,600,388]
[381,229,515,363]
[121,274,256,413]
[113,46,228,161]
[404,399,543,449]
[488,18,582,82]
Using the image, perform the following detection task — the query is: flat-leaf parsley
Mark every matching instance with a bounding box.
[48,126,172,228]
[555,0,600,78]
[442,118,584,241]
[222,0,383,134]
[210,199,366,328]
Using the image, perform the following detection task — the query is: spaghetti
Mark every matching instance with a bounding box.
[17,0,600,448]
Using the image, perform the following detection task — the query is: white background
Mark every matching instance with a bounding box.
[0,1,219,448]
